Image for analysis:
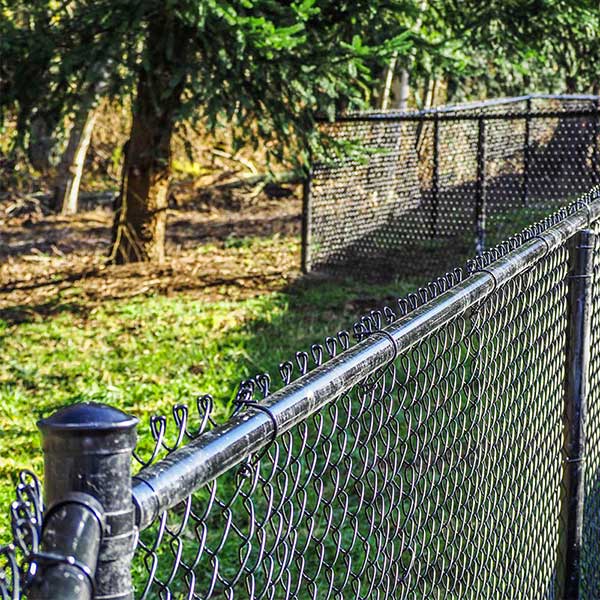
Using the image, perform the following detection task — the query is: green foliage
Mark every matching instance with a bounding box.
[2,0,598,168]
[1,0,432,168]
[435,0,600,100]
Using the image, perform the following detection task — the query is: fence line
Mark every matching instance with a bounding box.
[132,197,594,530]
[338,93,600,118]
[2,186,600,598]
[304,94,600,278]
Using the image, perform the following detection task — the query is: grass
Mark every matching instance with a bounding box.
[486,205,562,247]
[0,274,418,544]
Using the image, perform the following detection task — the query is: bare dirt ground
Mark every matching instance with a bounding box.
[0,183,303,323]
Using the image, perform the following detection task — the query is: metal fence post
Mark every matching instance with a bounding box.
[558,228,596,600]
[431,112,440,237]
[594,97,600,180]
[522,96,532,206]
[474,117,487,254]
[301,171,312,273]
[38,403,138,600]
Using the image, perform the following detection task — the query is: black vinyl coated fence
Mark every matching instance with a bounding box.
[0,98,600,600]
[303,94,600,277]
[2,185,600,599]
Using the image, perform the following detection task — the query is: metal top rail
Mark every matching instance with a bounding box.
[132,186,600,531]
[315,93,600,123]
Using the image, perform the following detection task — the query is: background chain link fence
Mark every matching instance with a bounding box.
[304,94,600,279]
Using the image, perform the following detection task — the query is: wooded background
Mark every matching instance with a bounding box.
[1,0,598,263]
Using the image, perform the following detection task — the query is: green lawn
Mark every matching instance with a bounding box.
[0,275,418,543]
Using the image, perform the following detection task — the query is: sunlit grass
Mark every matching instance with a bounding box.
[0,275,417,542]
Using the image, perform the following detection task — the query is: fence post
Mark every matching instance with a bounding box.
[474,117,487,254]
[522,96,532,206]
[558,228,595,600]
[38,402,138,600]
[594,97,600,180]
[431,112,440,237]
[301,172,312,273]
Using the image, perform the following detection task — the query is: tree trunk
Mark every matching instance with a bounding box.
[109,14,188,264]
[424,78,436,110]
[391,69,410,110]
[54,107,98,215]
[28,114,57,173]
[381,51,398,110]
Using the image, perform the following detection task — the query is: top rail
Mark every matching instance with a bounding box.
[132,190,600,531]
[314,93,600,123]
[321,109,599,124]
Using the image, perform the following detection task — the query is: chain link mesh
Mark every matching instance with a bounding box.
[131,192,600,598]
[2,156,600,599]
[0,472,43,599]
[468,244,568,598]
[306,96,600,278]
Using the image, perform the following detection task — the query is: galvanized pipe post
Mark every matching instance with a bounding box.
[522,96,532,206]
[431,111,440,237]
[301,171,312,273]
[558,228,595,600]
[38,403,138,600]
[474,117,487,254]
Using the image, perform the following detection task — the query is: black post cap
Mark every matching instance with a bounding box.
[38,402,138,433]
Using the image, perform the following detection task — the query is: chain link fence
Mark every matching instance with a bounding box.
[3,199,600,594]
[0,97,600,600]
[303,94,600,279]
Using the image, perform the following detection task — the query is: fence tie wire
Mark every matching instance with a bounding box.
[532,234,552,258]
[26,552,96,595]
[564,456,586,464]
[475,268,500,300]
[368,329,399,371]
[233,380,279,477]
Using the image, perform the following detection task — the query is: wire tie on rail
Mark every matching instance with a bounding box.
[532,233,552,258]
[584,202,593,228]
[370,329,399,371]
[234,389,279,477]
[478,268,499,298]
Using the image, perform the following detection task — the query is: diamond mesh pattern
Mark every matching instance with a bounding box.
[3,181,600,599]
[133,240,572,599]
[306,96,600,278]
[468,245,568,598]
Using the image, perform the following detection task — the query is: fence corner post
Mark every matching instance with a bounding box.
[431,111,440,238]
[558,228,595,600]
[522,96,532,206]
[593,96,600,181]
[38,402,139,600]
